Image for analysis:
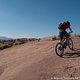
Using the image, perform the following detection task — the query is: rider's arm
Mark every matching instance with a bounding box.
[69,26,73,33]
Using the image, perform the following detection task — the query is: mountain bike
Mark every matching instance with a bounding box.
[55,32,74,57]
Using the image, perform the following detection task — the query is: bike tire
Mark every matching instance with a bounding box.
[55,42,64,57]
[68,38,74,51]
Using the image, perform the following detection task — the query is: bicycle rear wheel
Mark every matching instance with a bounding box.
[68,38,74,50]
[55,42,64,57]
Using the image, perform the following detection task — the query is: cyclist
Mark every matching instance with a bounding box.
[58,21,73,45]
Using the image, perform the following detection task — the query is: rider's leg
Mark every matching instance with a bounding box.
[59,30,64,44]
[63,30,70,45]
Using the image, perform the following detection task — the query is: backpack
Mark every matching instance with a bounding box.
[58,23,63,29]
[58,22,68,30]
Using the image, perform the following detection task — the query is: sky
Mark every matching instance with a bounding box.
[0,0,80,38]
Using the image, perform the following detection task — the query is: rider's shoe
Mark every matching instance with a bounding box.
[64,45,66,49]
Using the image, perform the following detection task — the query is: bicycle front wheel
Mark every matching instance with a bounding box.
[55,42,64,57]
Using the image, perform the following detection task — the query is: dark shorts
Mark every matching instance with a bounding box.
[59,30,69,40]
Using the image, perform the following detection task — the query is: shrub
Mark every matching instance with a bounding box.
[52,36,58,41]
[0,44,13,50]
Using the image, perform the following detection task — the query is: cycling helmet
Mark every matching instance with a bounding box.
[66,21,70,26]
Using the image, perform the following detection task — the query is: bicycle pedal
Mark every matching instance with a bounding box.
[63,44,66,49]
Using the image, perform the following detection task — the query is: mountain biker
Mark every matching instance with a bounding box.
[58,21,73,45]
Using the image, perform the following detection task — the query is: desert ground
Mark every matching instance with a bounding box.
[0,36,80,80]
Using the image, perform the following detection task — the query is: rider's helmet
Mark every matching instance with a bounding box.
[66,21,70,26]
